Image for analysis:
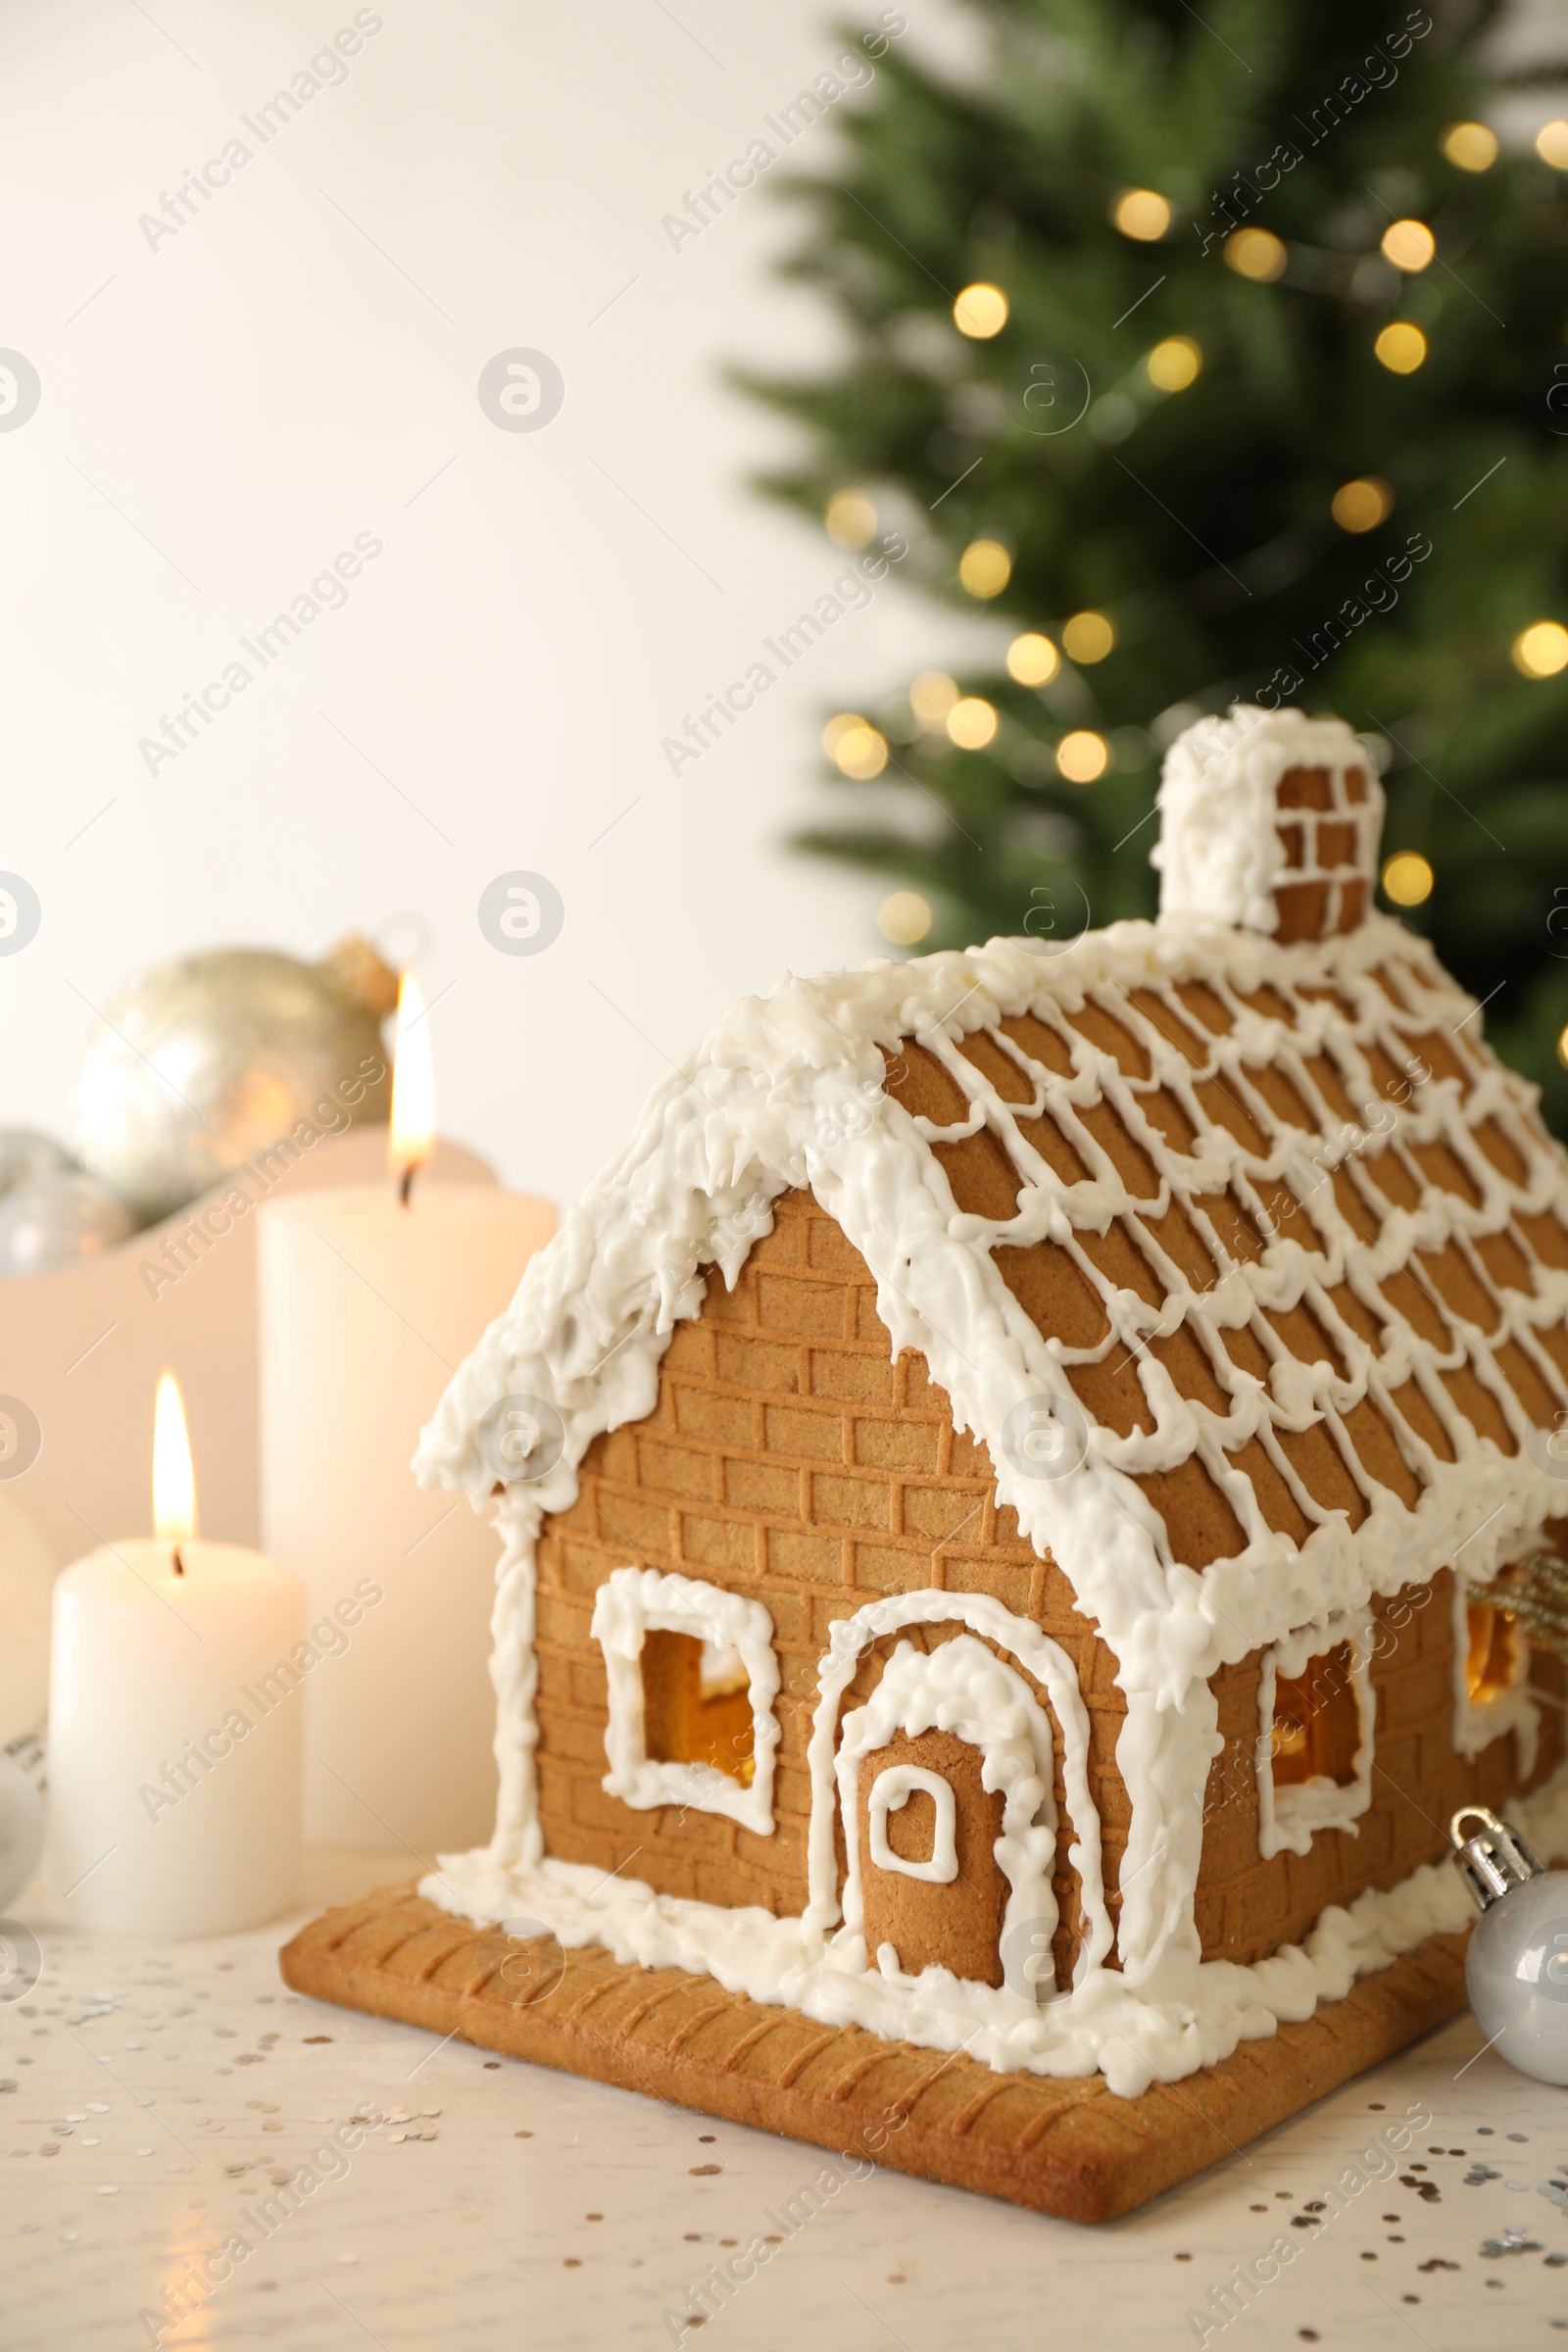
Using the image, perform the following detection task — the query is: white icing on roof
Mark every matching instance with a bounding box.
[413,705,1568,2093]
[416,914,1568,1703]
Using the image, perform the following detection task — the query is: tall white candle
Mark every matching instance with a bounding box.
[47,1376,307,1938]
[257,973,554,1852]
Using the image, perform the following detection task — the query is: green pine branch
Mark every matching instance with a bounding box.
[740,0,1568,1129]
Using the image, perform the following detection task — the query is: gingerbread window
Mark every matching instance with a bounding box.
[1255,1614,1375,1858]
[866,1764,959,1884]
[1465,1601,1518,1702]
[591,1566,780,1835]
[1450,1574,1540,1776]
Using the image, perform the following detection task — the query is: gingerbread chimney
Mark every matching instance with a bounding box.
[1152,708,1384,942]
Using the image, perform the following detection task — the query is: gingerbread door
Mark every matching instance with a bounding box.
[855,1726,1007,1985]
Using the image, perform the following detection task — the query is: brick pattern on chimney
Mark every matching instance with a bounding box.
[1273,761,1378,942]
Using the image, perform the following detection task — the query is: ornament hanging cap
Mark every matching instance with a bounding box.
[1449,1805,1546,1912]
[319,933,400,1022]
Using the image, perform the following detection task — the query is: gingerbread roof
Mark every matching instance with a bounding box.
[417,711,1568,1709]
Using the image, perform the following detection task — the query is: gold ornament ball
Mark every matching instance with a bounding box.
[69,940,395,1223]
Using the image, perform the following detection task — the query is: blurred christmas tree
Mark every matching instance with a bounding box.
[742,0,1568,1127]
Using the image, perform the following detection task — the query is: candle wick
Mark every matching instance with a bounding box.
[172,1544,185,1577]
[398,1163,416,1208]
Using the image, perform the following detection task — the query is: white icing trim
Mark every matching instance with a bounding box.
[416,911,1568,1721]
[803,1591,1113,1984]
[1449,1572,1541,1779]
[836,1636,1057,1981]
[491,1500,544,1873]
[590,1566,779,1836]
[422,1759,1568,2099]
[412,704,1568,2088]
[1255,1611,1376,1860]
[865,1764,958,1884]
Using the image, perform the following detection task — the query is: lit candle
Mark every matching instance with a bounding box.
[258,970,555,1852]
[46,1374,307,1937]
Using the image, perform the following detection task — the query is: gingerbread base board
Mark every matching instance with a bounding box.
[278,1886,1469,2224]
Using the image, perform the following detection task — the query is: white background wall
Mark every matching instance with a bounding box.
[0,0,988,1212]
[6,1,1560,1215]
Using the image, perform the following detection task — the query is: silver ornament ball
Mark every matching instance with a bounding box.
[1452,1805,1568,2085]
[0,1755,44,1915]
[69,943,394,1224]
[0,1130,74,1200]
[1465,1873,1568,2085]
[0,1172,135,1277]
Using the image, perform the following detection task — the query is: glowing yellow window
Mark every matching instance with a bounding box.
[1270,1643,1361,1788]
[1464,1602,1520,1704]
[641,1630,756,1786]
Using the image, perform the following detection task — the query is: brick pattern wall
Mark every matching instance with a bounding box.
[532,1187,1564,1983]
[1270,758,1378,942]
[532,1188,1124,1985]
[1200,1569,1564,1965]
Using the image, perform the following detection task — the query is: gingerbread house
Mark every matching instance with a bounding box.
[284,707,1568,2217]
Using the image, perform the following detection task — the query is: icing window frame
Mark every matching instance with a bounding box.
[1450,1572,1539,1779]
[591,1565,780,1836]
[1255,1611,1375,1859]
[866,1765,958,1885]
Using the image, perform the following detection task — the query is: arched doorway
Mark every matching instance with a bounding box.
[805,1592,1112,1999]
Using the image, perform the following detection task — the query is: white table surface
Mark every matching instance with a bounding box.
[4,1849,1566,2352]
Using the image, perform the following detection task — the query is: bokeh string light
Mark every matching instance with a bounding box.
[1374,321,1427,374]
[952,281,1007,337]
[947,696,998,750]
[1382,851,1435,906]
[823,711,889,778]
[1513,620,1568,678]
[878,890,932,946]
[1006,633,1058,686]
[1061,611,1115,664]
[1442,121,1496,171]
[958,539,1011,598]
[1223,227,1287,281]
[824,489,878,548]
[1110,187,1170,240]
[1380,219,1436,272]
[909,670,958,730]
[1055,729,1108,783]
[1331,476,1395,533]
[1146,336,1201,391]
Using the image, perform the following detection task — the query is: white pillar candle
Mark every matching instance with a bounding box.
[47,1375,308,1938]
[258,1183,553,1851]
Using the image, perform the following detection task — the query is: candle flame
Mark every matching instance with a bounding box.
[388,966,436,1186]
[153,1370,197,1544]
